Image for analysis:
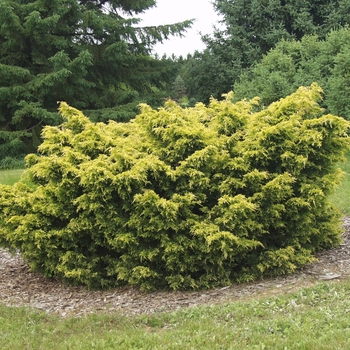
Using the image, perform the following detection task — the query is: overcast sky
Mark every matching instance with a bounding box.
[138,0,223,57]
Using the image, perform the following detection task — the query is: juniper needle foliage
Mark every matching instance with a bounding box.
[0,84,349,290]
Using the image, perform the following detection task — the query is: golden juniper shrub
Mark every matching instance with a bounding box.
[0,84,349,290]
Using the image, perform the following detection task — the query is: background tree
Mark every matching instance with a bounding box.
[233,27,350,121]
[0,0,192,161]
[181,50,236,104]
[171,75,187,101]
[184,0,350,104]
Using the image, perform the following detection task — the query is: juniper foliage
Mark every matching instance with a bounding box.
[0,83,349,290]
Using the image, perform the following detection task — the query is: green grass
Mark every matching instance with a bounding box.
[0,168,25,186]
[0,168,35,188]
[330,151,350,215]
[1,279,350,349]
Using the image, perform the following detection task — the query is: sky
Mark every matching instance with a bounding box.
[138,0,223,57]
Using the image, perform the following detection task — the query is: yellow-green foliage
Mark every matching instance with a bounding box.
[0,83,349,290]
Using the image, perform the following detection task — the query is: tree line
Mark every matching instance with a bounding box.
[1,0,350,167]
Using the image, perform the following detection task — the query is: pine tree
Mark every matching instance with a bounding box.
[0,0,192,159]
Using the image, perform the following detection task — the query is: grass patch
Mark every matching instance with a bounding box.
[0,168,35,188]
[0,168,25,186]
[331,151,350,215]
[1,279,350,349]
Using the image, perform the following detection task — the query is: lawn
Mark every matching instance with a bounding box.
[0,168,25,186]
[330,151,350,215]
[1,279,350,349]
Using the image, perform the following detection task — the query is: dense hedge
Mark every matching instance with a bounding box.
[0,83,349,290]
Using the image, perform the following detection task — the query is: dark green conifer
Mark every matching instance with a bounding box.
[0,0,192,159]
[184,0,350,103]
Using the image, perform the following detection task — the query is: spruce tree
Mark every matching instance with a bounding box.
[0,0,192,159]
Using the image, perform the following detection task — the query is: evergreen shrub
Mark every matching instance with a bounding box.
[0,83,349,290]
[0,156,26,170]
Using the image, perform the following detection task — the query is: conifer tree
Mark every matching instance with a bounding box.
[184,0,350,103]
[171,75,187,101]
[0,0,192,159]
[233,27,350,122]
